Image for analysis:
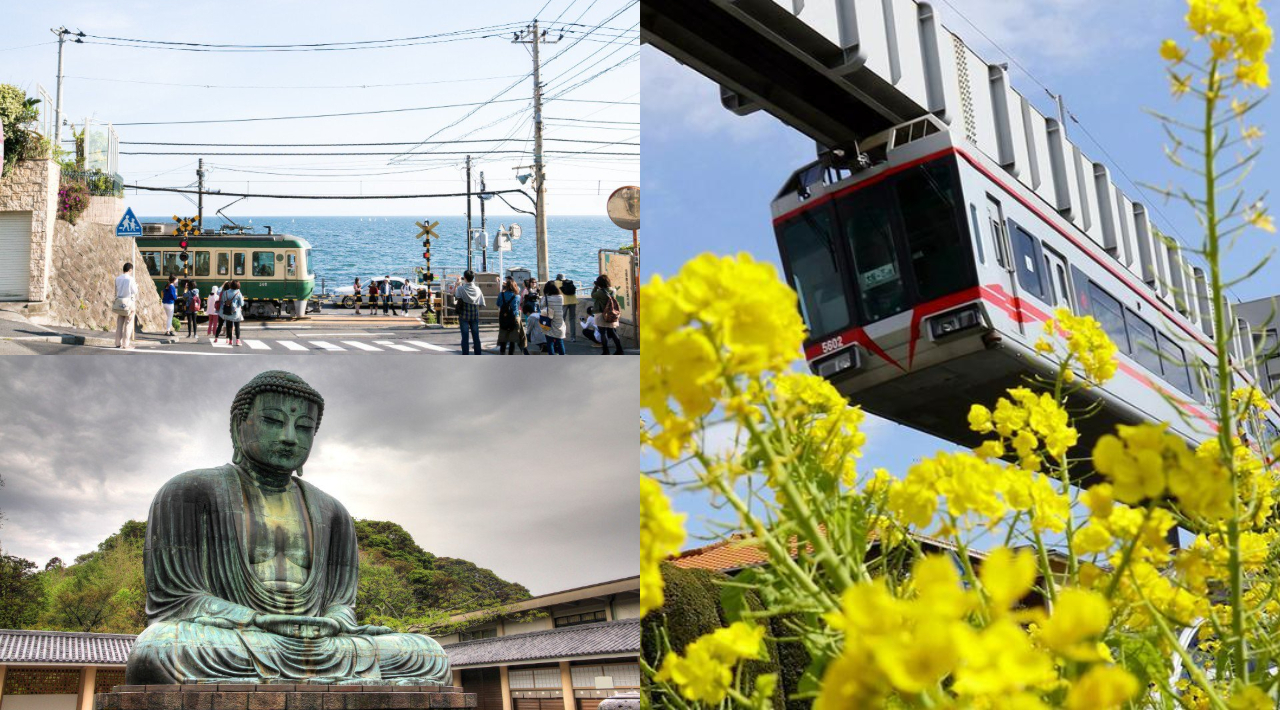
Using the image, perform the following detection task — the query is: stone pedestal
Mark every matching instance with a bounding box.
[96,685,477,710]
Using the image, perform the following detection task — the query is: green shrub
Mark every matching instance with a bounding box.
[0,85,47,175]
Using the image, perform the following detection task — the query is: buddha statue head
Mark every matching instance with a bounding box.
[230,370,326,482]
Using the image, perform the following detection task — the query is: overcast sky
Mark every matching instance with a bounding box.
[0,0,639,216]
[0,357,638,596]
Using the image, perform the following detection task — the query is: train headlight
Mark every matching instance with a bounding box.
[929,305,984,340]
[812,348,858,378]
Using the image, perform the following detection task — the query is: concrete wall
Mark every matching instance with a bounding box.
[0,696,77,710]
[0,159,58,302]
[44,195,166,333]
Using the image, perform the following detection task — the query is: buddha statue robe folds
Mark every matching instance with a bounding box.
[125,371,449,685]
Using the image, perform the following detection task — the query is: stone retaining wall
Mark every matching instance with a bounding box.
[46,195,167,333]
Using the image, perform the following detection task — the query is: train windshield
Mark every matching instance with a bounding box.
[776,204,850,339]
[775,158,975,342]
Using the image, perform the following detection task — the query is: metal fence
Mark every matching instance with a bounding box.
[81,118,118,175]
[61,168,124,197]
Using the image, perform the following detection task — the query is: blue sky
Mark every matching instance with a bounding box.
[0,0,638,217]
[641,0,1280,547]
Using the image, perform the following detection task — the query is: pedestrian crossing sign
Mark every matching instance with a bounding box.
[116,207,142,237]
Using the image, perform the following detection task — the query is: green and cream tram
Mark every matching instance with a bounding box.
[136,232,315,318]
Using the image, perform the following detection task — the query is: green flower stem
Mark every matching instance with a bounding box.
[1105,505,1154,600]
[1202,57,1247,682]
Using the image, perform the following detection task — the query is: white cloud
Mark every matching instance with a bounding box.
[641,46,785,144]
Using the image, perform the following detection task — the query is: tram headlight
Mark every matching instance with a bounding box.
[812,349,858,378]
[929,305,984,340]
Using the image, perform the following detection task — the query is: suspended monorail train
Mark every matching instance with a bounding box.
[773,114,1280,453]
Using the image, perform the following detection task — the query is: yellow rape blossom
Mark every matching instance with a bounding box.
[1036,588,1113,662]
[1043,308,1119,385]
[1184,0,1273,88]
[1066,665,1139,710]
[654,622,766,704]
[1162,38,1190,62]
[979,546,1037,611]
[640,477,686,615]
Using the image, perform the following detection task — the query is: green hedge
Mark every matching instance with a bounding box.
[642,563,787,708]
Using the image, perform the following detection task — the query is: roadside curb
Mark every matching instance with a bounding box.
[3,333,178,347]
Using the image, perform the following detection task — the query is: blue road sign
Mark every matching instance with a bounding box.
[116,207,142,238]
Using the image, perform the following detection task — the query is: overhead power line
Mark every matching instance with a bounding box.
[545,116,638,125]
[125,185,535,200]
[64,74,527,90]
[81,24,526,52]
[112,97,634,126]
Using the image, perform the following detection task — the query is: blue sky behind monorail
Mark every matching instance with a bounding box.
[641,0,1280,547]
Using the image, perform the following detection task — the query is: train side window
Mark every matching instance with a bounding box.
[141,251,161,276]
[193,251,210,277]
[287,253,297,278]
[233,252,246,277]
[1158,333,1194,394]
[162,252,182,276]
[840,188,909,323]
[1043,248,1072,310]
[305,249,314,276]
[1086,281,1130,354]
[969,205,984,265]
[896,163,971,302]
[216,252,229,276]
[1010,224,1046,301]
[777,206,850,338]
[252,251,275,277]
[1125,309,1162,376]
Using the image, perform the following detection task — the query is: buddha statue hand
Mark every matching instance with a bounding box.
[253,614,343,639]
[334,621,395,636]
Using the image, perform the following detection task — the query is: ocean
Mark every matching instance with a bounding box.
[141,215,632,292]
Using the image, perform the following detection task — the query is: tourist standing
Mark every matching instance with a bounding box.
[161,275,178,336]
[184,282,202,340]
[112,262,138,349]
[206,285,221,338]
[401,279,414,316]
[353,277,363,315]
[454,270,485,354]
[214,281,233,343]
[592,274,624,355]
[523,302,544,354]
[380,276,399,316]
[554,273,579,342]
[496,278,524,355]
[542,282,567,355]
[220,280,245,346]
[366,280,378,315]
[521,279,540,314]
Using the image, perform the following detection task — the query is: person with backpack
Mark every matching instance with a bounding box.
[220,280,245,346]
[593,274,624,355]
[521,279,540,314]
[353,276,364,315]
[206,284,221,339]
[541,281,567,355]
[161,275,178,336]
[553,273,580,342]
[400,278,414,316]
[183,282,202,340]
[496,278,525,355]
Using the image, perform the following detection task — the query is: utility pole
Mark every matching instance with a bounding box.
[514,21,559,281]
[196,159,205,231]
[465,155,473,272]
[49,27,83,150]
[479,171,488,273]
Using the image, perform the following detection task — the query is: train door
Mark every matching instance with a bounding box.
[232,251,248,280]
[215,251,231,280]
[1042,248,1073,310]
[985,196,1023,335]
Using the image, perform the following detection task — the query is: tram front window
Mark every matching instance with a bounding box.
[840,189,907,323]
[777,206,850,339]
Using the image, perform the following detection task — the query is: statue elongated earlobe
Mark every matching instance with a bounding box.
[230,418,244,466]
[295,466,303,477]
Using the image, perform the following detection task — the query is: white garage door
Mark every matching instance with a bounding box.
[0,211,33,301]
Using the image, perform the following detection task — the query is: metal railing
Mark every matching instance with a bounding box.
[61,168,124,197]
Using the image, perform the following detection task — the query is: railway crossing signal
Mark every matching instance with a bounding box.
[416,219,438,276]
[415,220,439,239]
[173,215,197,276]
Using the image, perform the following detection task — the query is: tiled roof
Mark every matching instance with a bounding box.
[0,629,134,664]
[671,530,985,573]
[442,619,640,668]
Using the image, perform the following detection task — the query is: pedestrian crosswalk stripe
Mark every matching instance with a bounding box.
[406,340,451,352]
[374,340,417,352]
[211,341,231,349]
[309,341,345,351]
[342,340,383,352]
[278,340,308,351]
[245,339,271,350]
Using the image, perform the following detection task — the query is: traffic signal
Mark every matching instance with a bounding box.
[423,251,429,259]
